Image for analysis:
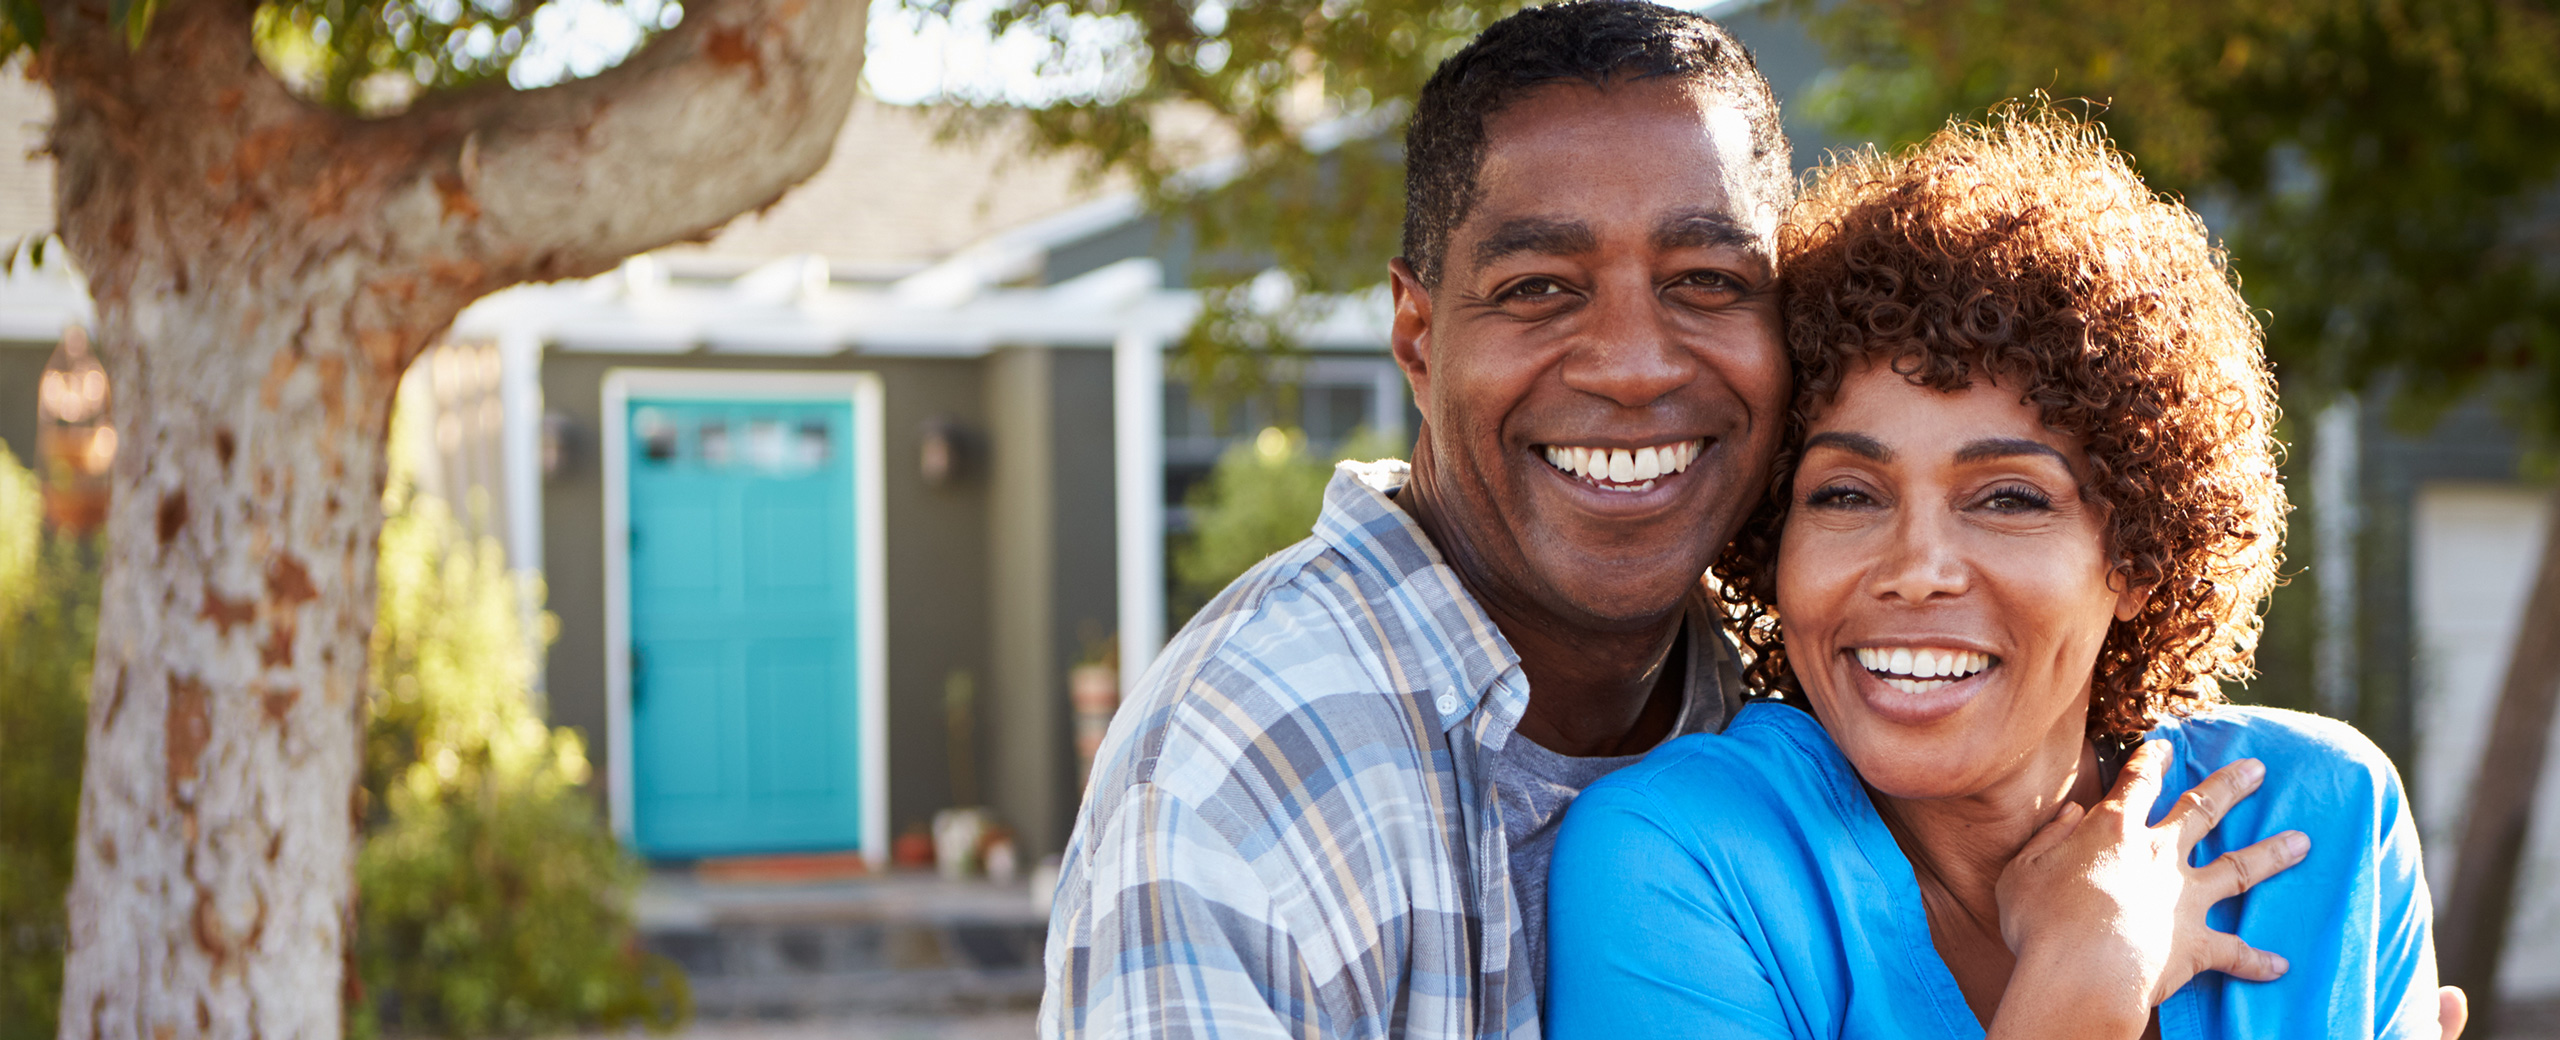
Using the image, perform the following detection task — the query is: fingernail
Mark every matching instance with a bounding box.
[2284,831,2310,858]
[2270,953,2289,974]
[2240,758,2265,786]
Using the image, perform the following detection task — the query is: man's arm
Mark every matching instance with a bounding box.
[1041,781,1330,1040]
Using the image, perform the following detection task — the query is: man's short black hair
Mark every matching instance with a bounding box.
[1401,0,1791,288]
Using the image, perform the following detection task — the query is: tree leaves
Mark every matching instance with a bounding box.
[1784,0,2560,440]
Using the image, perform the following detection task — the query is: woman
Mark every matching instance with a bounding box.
[1545,108,2437,1038]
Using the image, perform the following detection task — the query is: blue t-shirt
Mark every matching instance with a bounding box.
[1546,700,2437,1039]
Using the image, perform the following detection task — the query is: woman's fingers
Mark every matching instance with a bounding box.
[2203,830,2309,899]
[2018,800,2085,863]
[2195,928,2290,984]
[2165,757,2267,855]
[2102,740,2173,820]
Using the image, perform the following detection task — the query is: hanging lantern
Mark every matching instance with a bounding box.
[36,326,112,534]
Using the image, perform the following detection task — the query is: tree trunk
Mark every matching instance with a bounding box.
[42,0,867,1034]
[2439,482,2560,1032]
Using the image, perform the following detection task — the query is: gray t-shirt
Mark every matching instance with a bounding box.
[1494,592,1740,996]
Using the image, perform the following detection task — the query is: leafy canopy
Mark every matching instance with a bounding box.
[1787,0,2560,435]
[0,0,678,113]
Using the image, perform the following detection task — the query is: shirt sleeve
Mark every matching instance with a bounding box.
[1544,781,1792,1040]
[1040,781,1329,1040]
[2367,750,2440,1040]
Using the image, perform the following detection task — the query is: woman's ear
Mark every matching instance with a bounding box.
[2111,573,2152,623]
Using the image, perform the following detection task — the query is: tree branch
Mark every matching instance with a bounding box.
[420,0,871,285]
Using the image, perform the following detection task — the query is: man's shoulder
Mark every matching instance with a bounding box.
[1103,535,1445,807]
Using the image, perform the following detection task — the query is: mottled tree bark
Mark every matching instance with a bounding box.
[44,0,867,1035]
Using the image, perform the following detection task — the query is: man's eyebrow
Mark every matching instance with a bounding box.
[1652,209,1760,253]
[1954,437,2073,468]
[1469,218,1597,273]
[1803,431,1891,461]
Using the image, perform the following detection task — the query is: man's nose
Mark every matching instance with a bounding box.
[1559,276,1699,408]
[1870,507,1969,604]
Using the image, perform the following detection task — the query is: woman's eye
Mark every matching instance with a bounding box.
[1979,484,2055,512]
[1804,483,1875,509]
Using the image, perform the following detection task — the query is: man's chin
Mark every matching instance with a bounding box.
[1516,550,1713,631]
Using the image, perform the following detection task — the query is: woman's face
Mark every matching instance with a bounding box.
[1775,362,2145,801]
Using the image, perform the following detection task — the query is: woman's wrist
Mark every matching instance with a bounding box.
[1989,943,2151,1040]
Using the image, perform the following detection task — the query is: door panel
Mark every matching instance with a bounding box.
[626,396,864,857]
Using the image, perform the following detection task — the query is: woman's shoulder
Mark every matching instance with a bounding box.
[2148,703,2408,819]
[1575,699,1865,839]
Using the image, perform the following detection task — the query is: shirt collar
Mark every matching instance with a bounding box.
[1312,459,1745,746]
[1313,460,1526,735]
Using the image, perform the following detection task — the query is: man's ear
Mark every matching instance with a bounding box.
[1389,257,1434,405]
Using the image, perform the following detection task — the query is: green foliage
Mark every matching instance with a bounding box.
[1786,0,2560,439]
[0,445,96,1040]
[911,0,1520,414]
[253,0,681,113]
[1174,426,1402,616]
[353,388,686,1038]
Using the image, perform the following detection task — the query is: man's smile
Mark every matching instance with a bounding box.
[1536,437,1710,493]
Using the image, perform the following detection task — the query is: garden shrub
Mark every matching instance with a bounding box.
[1173,426,1401,619]
[354,388,687,1037]
[0,444,94,1040]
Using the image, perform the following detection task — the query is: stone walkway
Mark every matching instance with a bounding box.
[579,1012,1034,1040]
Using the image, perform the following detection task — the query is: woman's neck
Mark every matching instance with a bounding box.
[1875,735,2109,1026]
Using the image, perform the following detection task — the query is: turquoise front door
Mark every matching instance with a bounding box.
[625,396,866,858]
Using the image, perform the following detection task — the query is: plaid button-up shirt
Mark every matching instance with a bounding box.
[1041,460,1741,1039]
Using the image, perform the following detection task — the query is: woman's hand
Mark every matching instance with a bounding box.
[1986,740,2308,1037]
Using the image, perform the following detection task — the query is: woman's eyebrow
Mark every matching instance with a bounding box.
[1803,431,1891,461]
[1954,437,2072,467]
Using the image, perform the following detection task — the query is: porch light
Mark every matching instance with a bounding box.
[36,326,111,534]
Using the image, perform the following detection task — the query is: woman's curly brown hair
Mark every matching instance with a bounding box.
[1713,103,2287,740]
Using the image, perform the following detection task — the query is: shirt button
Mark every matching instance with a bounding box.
[1436,693,1460,715]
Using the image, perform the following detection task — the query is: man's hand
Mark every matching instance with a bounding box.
[1990,741,2308,1034]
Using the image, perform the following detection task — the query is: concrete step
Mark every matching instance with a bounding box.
[637,872,1048,1019]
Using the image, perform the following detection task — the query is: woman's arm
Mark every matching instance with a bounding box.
[1991,741,2308,1039]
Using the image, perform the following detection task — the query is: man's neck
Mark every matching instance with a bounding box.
[1396,460,1690,758]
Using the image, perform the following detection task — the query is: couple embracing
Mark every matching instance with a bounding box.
[1042,3,2452,1037]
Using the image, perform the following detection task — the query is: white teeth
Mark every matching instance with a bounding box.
[1854,646,1993,682]
[1542,439,1704,484]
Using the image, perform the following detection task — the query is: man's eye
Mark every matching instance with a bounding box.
[1500,277,1566,300]
[1674,271,1736,291]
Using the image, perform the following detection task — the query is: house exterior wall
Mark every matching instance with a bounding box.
[540,350,998,854]
[0,339,47,466]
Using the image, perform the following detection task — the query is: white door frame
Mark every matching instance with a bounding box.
[600,368,889,864]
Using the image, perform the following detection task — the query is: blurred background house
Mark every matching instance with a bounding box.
[0,0,2555,1024]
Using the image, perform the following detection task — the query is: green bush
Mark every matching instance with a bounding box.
[354,392,687,1037]
[1173,426,1402,618]
[0,445,94,1040]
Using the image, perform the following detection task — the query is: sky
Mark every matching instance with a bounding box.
[504,0,1133,106]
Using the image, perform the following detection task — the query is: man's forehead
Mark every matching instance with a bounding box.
[1455,87,1773,272]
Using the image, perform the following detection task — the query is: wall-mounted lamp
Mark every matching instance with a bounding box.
[541,409,584,481]
[918,415,982,488]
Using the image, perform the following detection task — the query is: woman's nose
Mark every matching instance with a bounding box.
[1871,509,1969,604]
[1560,281,1699,408]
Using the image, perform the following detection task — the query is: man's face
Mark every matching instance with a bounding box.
[1390,77,1788,631]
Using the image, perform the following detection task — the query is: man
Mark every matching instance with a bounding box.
[1041,4,1791,1036]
